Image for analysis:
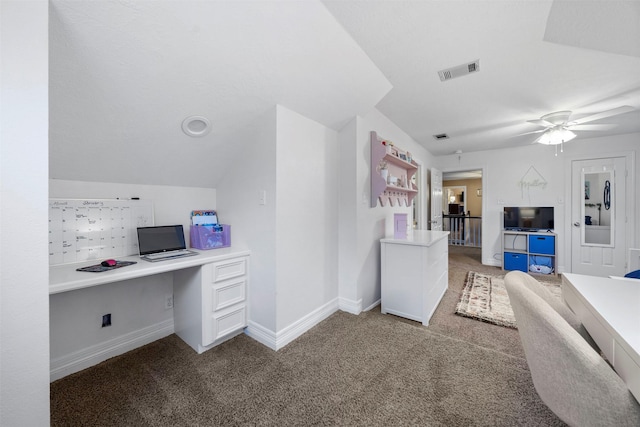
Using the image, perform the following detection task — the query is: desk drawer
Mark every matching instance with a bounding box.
[614,341,640,402]
[212,257,247,283]
[209,278,246,312]
[204,304,246,345]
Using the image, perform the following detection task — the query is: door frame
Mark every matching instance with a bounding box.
[440,166,487,258]
[564,150,635,274]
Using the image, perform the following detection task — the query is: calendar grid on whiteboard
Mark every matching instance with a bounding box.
[49,199,154,266]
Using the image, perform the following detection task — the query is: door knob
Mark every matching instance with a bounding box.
[573,222,581,227]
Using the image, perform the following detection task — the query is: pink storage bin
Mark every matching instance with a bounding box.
[190,224,231,250]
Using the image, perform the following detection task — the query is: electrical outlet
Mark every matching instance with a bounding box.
[102,313,111,327]
[165,294,174,309]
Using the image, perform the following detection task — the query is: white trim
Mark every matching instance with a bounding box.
[50,319,174,382]
[363,299,381,312]
[244,321,277,350]
[246,298,339,351]
[338,296,362,314]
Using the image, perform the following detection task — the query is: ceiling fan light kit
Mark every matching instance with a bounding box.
[537,127,576,145]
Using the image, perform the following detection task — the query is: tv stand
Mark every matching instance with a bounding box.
[502,230,556,276]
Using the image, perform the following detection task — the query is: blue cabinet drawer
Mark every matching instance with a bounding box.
[529,234,555,255]
[504,252,528,272]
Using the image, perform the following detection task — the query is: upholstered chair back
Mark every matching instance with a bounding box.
[505,275,640,426]
[505,270,598,350]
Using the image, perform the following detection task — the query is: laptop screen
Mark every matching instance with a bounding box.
[137,225,187,255]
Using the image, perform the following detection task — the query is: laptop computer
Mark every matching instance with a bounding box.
[137,225,198,262]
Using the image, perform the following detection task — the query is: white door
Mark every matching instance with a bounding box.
[430,168,443,231]
[571,157,627,276]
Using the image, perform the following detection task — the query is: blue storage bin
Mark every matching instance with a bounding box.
[529,234,555,255]
[504,252,528,272]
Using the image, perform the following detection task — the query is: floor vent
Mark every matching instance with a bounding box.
[438,59,480,82]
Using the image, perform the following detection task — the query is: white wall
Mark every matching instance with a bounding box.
[275,106,339,331]
[216,109,278,334]
[337,120,360,310]
[49,180,216,246]
[218,106,340,348]
[0,1,50,424]
[48,180,217,380]
[338,108,433,312]
[435,132,638,272]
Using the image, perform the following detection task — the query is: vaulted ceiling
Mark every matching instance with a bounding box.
[49,1,640,187]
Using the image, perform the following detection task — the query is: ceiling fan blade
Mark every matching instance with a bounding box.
[526,119,553,128]
[516,129,547,137]
[570,105,635,125]
[540,110,572,125]
[569,124,617,131]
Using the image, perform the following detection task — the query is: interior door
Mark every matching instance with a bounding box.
[571,157,626,276]
[430,167,443,231]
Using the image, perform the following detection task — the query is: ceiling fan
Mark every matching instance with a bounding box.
[524,105,635,146]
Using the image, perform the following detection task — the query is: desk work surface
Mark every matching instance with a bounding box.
[562,273,640,354]
[50,248,250,294]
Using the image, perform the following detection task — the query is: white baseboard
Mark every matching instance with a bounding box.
[338,296,362,314]
[363,299,381,312]
[246,298,339,351]
[484,258,501,267]
[50,319,174,382]
[244,321,277,350]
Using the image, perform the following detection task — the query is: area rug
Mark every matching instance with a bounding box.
[455,271,561,328]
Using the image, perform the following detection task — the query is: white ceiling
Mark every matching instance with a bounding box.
[323,0,640,155]
[49,1,640,186]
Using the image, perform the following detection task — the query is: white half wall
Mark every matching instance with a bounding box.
[0,1,50,424]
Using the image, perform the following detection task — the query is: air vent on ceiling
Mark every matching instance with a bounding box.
[438,59,480,82]
[433,133,449,140]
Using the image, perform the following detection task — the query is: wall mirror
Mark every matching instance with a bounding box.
[582,170,614,246]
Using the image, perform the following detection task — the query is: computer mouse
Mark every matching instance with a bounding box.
[101,259,117,267]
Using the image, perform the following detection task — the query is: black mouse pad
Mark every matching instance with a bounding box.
[76,261,137,273]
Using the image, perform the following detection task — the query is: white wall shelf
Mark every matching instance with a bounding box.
[370,131,418,207]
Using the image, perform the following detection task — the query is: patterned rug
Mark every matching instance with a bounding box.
[455,271,561,328]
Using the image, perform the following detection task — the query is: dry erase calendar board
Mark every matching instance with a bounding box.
[49,199,154,266]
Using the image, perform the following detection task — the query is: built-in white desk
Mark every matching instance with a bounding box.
[50,248,248,294]
[50,248,251,356]
[380,231,449,326]
[562,273,640,402]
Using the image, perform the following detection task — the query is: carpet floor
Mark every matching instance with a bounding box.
[455,271,561,329]
[50,246,566,426]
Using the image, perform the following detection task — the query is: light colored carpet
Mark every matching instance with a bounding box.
[50,247,565,426]
[455,271,560,328]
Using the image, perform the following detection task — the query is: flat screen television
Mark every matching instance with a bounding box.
[503,206,554,231]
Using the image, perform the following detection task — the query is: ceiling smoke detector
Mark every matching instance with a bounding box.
[433,133,450,140]
[438,59,480,82]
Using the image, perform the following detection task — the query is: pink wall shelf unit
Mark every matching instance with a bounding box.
[370,131,418,207]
